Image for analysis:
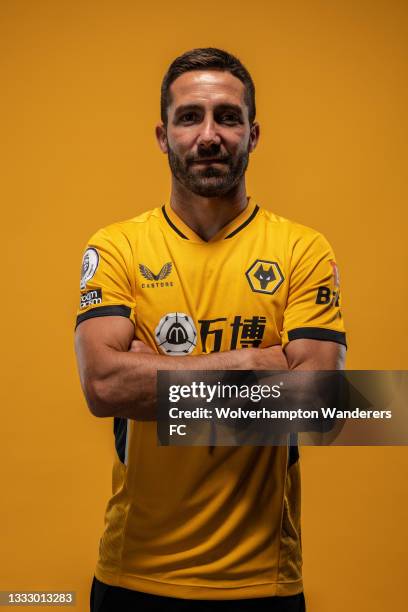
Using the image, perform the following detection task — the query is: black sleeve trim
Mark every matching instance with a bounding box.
[75,305,132,329]
[287,327,347,347]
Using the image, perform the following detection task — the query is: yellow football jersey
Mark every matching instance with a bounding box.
[76,198,346,599]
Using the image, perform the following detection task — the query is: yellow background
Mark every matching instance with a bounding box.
[1,0,407,610]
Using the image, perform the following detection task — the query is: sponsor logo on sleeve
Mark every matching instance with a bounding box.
[80,247,99,289]
[316,261,341,307]
[330,260,340,288]
[80,288,102,309]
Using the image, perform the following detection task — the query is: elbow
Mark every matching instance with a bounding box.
[335,345,347,370]
[82,377,118,418]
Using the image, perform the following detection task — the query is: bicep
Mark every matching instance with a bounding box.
[75,316,135,379]
[284,338,346,370]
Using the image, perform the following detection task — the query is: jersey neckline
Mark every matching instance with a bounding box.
[160,198,260,244]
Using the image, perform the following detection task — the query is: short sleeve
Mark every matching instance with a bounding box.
[281,230,346,349]
[75,226,136,329]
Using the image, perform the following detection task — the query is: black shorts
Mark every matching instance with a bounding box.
[90,576,306,611]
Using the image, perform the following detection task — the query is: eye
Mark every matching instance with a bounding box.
[219,113,240,124]
[179,112,199,123]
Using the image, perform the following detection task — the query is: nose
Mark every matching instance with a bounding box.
[197,115,221,148]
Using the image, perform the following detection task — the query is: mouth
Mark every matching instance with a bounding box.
[190,159,228,166]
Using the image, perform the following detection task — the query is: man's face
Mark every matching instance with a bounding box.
[158,70,259,197]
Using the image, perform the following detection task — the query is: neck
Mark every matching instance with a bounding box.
[169,178,249,241]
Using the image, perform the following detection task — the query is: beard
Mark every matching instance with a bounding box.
[167,144,249,197]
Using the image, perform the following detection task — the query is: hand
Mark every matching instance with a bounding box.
[129,339,157,354]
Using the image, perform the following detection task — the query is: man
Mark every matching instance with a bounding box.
[75,48,346,612]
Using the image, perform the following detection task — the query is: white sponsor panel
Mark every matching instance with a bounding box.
[155,312,197,355]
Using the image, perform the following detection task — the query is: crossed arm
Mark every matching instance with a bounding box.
[75,316,345,419]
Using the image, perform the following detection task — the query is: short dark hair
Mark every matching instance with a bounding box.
[160,47,256,126]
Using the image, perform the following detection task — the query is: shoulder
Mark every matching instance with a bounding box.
[86,206,162,249]
[259,207,334,255]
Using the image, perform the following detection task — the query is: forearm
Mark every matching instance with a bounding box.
[285,340,346,371]
[83,346,287,419]
[274,340,347,429]
[92,349,250,419]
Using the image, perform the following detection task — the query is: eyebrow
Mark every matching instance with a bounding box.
[174,104,203,118]
[173,103,244,119]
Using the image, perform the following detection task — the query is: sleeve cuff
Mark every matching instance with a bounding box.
[287,327,347,347]
[75,305,133,329]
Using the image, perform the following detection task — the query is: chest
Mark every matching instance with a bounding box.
[132,233,289,353]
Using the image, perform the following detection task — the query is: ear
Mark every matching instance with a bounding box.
[248,121,260,153]
[155,123,168,154]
